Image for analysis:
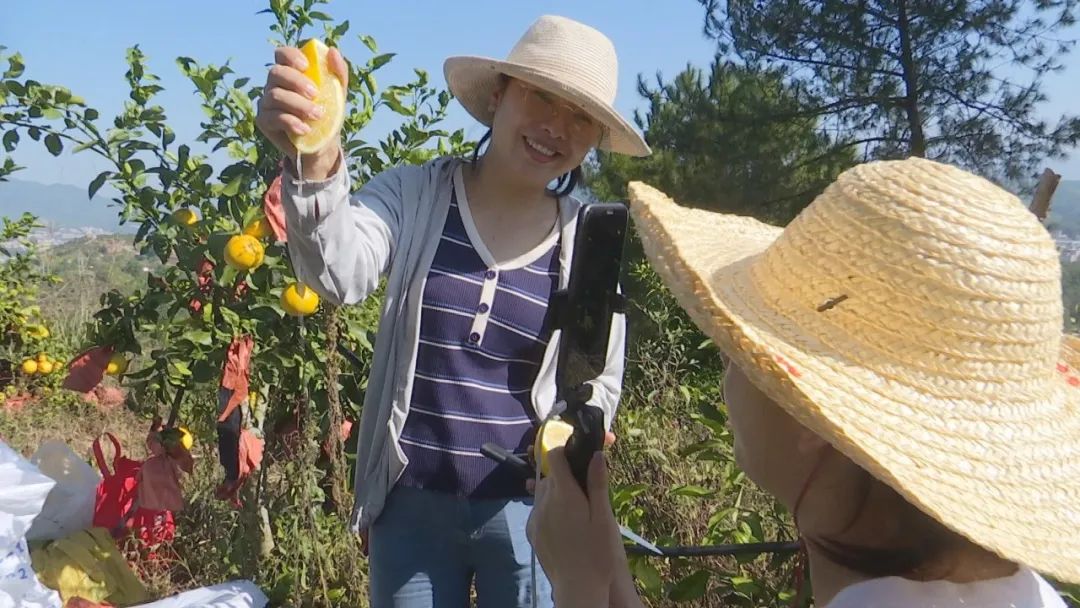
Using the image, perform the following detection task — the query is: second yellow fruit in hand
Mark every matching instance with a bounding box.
[224,234,265,271]
[281,282,320,316]
[534,419,575,477]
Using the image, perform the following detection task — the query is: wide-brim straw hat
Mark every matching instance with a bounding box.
[628,157,1080,582]
[444,15,651,157]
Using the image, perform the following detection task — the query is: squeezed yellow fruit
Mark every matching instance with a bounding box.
[291,39,346,155]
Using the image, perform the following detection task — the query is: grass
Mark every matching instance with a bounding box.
[1,387,148,463]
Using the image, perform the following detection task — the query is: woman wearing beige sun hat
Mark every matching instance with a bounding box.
[526,157,1080,607]
[256,13,648,608]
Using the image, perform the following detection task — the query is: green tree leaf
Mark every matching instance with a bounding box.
[2,130,17,152]
[44,132,62,156]
[671,485,717,498]
[88,171,109,199]
[669,570,712,601]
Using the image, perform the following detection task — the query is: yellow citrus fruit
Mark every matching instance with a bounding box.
[281,282,320,316]
[105,353,129,375]
[37,360,54,375]
[21,359,38,375]
[534,419,575,477]
[223,234,265,271]
[290,39,346,155]
[243,216,274,239]
[25,324,49,339]
[36,352,48,362]
[179,427,194,451]
[171,208,199,229]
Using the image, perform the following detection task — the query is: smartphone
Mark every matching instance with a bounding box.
[555,202,629,393]
[555,202,629,491]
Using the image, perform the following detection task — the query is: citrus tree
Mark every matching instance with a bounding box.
[1,1,471,603]
[0,213,70,402]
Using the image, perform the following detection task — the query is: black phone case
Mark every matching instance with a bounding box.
[554,203,628,492]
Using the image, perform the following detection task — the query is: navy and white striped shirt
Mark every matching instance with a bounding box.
[398,179,561,498]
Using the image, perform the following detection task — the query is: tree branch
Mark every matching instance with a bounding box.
[740,46,907,78]
[715,95,905,123]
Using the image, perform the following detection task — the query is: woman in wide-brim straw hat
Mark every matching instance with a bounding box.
[255,13,648,608]
[527,157,1080,607]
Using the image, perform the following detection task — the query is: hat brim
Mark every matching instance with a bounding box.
[628,181,1080,583]
[444,56,651,157]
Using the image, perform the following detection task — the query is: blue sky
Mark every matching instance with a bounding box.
[3,0,1079,190]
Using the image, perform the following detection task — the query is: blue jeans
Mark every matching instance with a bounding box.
[369,485,554,607]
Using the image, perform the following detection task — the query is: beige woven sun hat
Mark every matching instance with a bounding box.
[628,157,1080,583]
[443,15,651,157]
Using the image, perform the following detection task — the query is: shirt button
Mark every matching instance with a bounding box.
[469,332,481,343]
[477,303,490,314]
[484,269,497,280]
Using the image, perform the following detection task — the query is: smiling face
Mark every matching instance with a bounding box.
[484,77,603,191]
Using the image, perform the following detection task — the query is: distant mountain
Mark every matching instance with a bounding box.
[38,234,160,324]
[1046,180,1080,237]
[0,179,128,232]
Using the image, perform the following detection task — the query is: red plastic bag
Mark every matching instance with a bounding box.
[91,431,181,567]
[263,172,287,242]
[63,346,114,393]
[126,506,176,547]
[219,335,254,422]
[91,433,141,535]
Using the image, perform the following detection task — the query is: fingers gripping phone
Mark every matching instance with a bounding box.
[482,202,629,493]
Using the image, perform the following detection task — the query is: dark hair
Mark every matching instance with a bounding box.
[470,129,582,197]
[806,468,1010,579]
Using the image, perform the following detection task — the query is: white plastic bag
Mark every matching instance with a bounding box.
[0,441,63,608]
[26,440,101,541]
[0,536,63,608]
[129,580,268,608]
[0,442,57,540]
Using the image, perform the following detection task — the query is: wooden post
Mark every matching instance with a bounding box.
[1029,168,1061,222]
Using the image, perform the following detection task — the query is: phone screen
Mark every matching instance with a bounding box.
[557,203,628,391]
